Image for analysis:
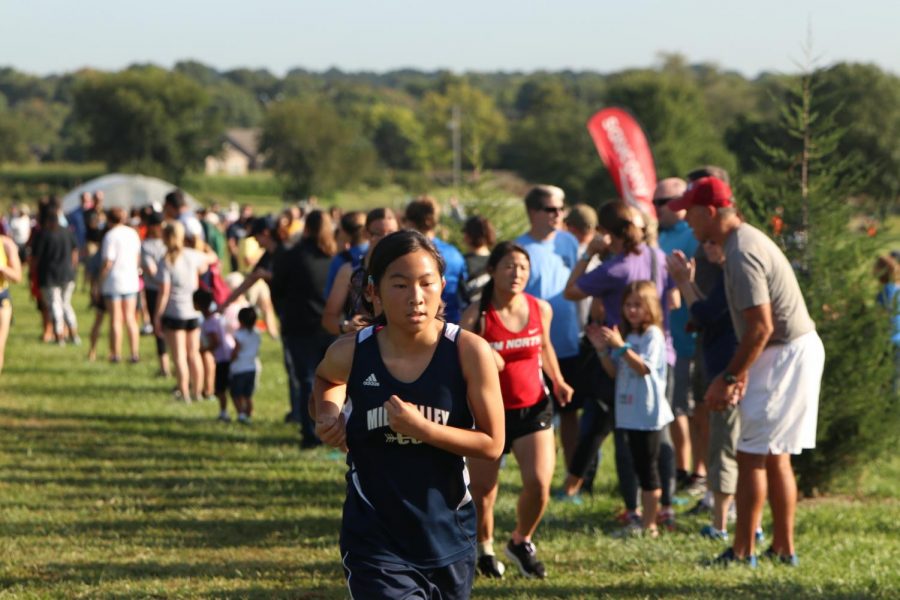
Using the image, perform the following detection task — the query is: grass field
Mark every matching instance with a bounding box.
[1,282,899,599]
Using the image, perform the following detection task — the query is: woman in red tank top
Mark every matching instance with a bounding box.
[460,241,573,579]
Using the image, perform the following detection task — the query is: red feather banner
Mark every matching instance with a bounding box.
[587,107,657,217]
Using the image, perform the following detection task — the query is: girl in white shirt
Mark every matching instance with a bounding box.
[586,280,672,538]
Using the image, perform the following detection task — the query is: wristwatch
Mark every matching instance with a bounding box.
[723,373,738,385]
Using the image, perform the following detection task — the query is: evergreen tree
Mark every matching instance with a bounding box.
[742,65,898,495]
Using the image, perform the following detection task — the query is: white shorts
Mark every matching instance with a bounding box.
[738,330,825,455]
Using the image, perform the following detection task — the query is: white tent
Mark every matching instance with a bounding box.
[61,173,198,214]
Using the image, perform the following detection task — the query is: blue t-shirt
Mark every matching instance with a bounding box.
[659,220,699,358]
[877,282,900,346]
[575,243,677,365]
[325,243,368,297]
[433,237,467,324]
[66,207,87,250]
[515,231,581,359]
[614,326,673,431]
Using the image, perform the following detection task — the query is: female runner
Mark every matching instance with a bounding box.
[460,241,573,579]
[314,230,504,599]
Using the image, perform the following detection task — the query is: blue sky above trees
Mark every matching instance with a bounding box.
[1,0,897,76]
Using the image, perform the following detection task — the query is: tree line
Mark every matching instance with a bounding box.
[0,55,898,208]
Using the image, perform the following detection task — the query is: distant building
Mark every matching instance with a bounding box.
[204,128,264,175]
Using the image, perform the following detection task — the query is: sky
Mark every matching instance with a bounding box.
[1,0,897,78]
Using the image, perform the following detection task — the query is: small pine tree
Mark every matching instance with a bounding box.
[741,65,898,496]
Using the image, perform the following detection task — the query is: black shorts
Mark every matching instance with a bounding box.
[230,370,257,398]
[162,316,200,331]
[342,549,475,600]
[504,395,553,454]
[214,361,230,395]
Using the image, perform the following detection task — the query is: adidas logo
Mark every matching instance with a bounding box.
[363,373,380,387]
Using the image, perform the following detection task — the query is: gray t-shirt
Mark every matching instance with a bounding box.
[158,248,203,320]
[141,238,166,291]
[724,223,815,344]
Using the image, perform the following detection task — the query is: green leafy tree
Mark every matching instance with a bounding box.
[603,68,736,178]
[0,99,31,162]
[503,79,603,203]
[420,79,508,175]
[741,65,897,495]
[812,63,900,207]
[367,104,428,171]
[260,98,376,198]
[72,66,217,179]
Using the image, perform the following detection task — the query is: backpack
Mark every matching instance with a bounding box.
[199,260,230,308]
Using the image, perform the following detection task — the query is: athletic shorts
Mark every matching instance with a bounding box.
[161,316,200,331]
[230,370,257,398]
[0,288,10,308]
[707,405,740,495]
[342,549,475,600]
[504,395,553,454]
[551,355,583,413]
[214,361,230,395]
[738,330,825,455]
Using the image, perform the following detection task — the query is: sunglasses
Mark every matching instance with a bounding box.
[540,205,564,214]
[653,196,679,207]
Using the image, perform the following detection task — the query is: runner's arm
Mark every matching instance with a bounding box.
[0,237,21,283]
[538,299,573,405]
[312,335,355,447]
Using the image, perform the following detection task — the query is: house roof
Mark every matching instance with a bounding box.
[224,128,261,158]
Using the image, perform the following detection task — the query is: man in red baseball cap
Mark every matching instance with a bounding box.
[665,176,734,216]
[676,176,825,568]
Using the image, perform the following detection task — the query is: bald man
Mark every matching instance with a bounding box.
[655,178,707,498]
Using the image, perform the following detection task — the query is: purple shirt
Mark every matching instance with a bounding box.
[575,244,676,365]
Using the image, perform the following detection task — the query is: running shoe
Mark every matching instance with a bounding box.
[705,547,758,568]
[553,490,584,505]
[755,527,765,543]
[762,546,799,566]
[237,413,251,425]
[658,507,676,531]
[699,525,729,541]
[477,554,506,578]
[217,412,231,423]
[686,499,712,516]
[615,508,642,525]
[504,540,546,579]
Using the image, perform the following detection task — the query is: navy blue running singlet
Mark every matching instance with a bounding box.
[339,322,476,569]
